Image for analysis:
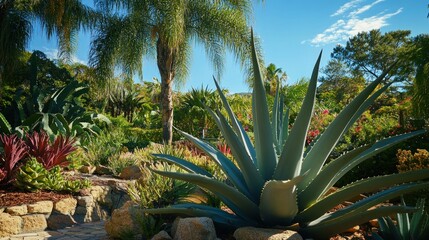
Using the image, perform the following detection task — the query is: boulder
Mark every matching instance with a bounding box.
[0,213,22,237]
[233,227,303,240]
[151,230,172,240]
[54,198,77,215]
[21,214,47,233]
[5,205,27,216]
[119,165,143,180]
[76,196,94,207]
[173,217,217,240]
[79,165,96,174]
[90,186,112,206]
[171,217,181,237]
[95,165,112,175]
[105,201,143,239]
[27,201,53,214]
[47,213,77,230]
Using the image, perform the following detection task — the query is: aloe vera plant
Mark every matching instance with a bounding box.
[145,33,429,239]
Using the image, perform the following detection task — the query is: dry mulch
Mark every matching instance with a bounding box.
[0,172,95,207]
[0,189,72,207]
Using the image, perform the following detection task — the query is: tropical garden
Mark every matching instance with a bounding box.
[1,0,429,239]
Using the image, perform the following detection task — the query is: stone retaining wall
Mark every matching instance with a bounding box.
[0,181,130,238]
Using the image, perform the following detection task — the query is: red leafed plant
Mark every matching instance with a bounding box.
[26,131,77,169]
[0,134,28,184]
[217,142,231,156]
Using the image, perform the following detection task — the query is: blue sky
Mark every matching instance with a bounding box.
[29,0,428,93]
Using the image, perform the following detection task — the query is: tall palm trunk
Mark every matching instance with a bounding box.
[157,38,176,144]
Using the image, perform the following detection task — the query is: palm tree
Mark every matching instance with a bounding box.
[265,63,287,95]
[89,0,254,144]
[0,0,96,98]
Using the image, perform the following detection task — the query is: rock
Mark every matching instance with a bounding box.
[80,165,96,174]
[92,204,110,221]
[151,230,172,240]
[233,227,303,240]
[95,165,112,175]
[77,196,94,207]
[174,217,217,240]
[119,165,143,180]
[105,201,143,239]
[54,198,77,215]
[171,217,181,238]
[5,205,27,216]
[0,213,22,237]
[22,214,47,233]
[344,225,360,233]
[90,186,112,206]
[47,213,77,230]
[73,206,93,223]
[369,219,379,227]
[27,201,53,214]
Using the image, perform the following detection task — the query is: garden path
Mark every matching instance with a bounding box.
[2,221,108,240]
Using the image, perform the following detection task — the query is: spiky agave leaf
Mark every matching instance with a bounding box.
[147,30,429,239]
[259,175,304,226]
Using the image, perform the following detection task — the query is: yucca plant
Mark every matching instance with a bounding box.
[371,198,429,240]
[145,33,429,239]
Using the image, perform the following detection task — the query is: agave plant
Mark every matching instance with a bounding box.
[371,197,429,240]
[145,33,429,239]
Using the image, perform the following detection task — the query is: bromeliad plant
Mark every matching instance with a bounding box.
[145,33,429,239]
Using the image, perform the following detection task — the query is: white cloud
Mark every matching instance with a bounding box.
[331,0,363,17]
[41,47,87,65]
[306,0,402,46]
[349,0,384,17]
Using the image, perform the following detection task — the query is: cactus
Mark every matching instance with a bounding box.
[144,32,429,239]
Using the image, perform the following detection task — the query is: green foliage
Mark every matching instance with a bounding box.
[282,78,308,117]
[124,128,164,149]
[107,152,139,177]
[225,93,253,132]
[2,78,110,141]
[332,29,415,83]
[411,34,429,119]
[128,162,195,209]
[144,34,429,239]
[0,131,77,185]
[16,158,91,193]
[89,0,255,144]
[371,198,429,240]
[0,0,96,82]
[175,86,221,139]
[107,81,144,122]
[318,58,366,111]
[83,128,127,166]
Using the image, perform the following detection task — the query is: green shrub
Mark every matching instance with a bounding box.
[107,152,139,176]
[128,162,195,208]
[397,148,429,210]
[83,128,127,166]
